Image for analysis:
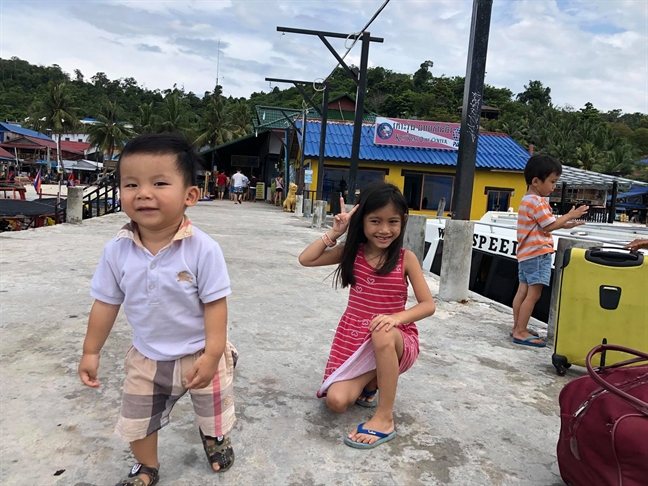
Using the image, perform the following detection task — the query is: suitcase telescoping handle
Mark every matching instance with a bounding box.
[586,344,648,416]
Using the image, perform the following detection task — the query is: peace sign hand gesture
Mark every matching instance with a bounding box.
[332,198,358,239]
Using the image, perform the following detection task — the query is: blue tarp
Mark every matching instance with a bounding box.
[616,186,648,198]
[615,202,646,210]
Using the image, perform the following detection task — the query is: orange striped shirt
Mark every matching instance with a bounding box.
[517,194,556,262]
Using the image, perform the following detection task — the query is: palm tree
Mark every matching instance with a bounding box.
[135,102,157,135]
[158,93,186,133]
[574,142,603,171]
[227,100,251,139]
[194,94,236,169]
[34,83,78,198]
[596,143,638,176]
[87,100,134,174]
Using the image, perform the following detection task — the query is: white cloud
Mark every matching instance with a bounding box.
[1,0,646,113]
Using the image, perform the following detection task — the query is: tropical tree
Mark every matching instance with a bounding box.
[574,142,603,171]
[158,93,187,133]
[517,80,552,105]
[135,101,157,135]
[227,100,251,138]
[87,100,134,174]
[595,143,638,176]
[194,93,235,169]
[35,82,78,185]
[412,60,434,91]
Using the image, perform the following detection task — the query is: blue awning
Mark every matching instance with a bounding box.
[617,186,648,198]
[614,202,646,210]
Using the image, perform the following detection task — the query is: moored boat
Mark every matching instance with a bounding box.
[423,211,648,323]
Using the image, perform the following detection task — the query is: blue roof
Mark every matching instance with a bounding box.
[297,121,530,170]
[616,185,648,199]
[0,123,53,141]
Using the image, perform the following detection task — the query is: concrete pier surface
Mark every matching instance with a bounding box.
[1,201,571,486]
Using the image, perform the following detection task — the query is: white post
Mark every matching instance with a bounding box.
[438,220,475,302]
[312,200,327,229]
[67,186,84,224]
[295,195,304,217]
[403,214,427,266]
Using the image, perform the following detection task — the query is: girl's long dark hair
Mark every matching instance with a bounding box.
[334,181,409,288]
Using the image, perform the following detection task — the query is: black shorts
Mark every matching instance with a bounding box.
[276,187,284,193]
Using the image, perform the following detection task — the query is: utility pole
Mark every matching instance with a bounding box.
[265,77,331,199]
[451,0,493,220]
[275,27,383,204]
[216,39,221,87]
[317,85,329,201]
[439,0,493,302]
[347,31,370,205]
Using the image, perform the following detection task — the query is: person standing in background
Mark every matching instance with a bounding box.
[248,173,258,202]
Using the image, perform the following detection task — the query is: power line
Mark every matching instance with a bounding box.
[322,0,391,84]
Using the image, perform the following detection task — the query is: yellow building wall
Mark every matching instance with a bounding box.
[303,158,526,220]
[471,171,528,220]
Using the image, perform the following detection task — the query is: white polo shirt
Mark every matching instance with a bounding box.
[90,218,231,361]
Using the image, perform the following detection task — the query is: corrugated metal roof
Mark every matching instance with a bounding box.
[253,106,375,131]
[0,123,53,141]
[558,165,648,190]
[0,146,15,159]
[296,121,530,170]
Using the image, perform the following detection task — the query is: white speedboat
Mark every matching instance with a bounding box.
[423,212,648,323]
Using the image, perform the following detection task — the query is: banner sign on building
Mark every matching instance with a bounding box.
[373,116,461,150]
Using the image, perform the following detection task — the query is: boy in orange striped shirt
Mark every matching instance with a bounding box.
[512,155,589,347]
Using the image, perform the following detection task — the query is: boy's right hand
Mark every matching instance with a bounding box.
[78,353,100,388]
[567,205,589,219]
[332,198,358,238]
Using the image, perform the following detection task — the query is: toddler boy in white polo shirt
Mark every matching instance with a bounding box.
[78,134,236,486]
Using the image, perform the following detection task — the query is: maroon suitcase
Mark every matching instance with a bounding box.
[557,344,648,486]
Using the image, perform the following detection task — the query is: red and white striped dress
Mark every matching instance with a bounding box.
[317,245,420,397]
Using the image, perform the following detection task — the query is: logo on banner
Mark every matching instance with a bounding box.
[376,122,393,140]
[373,116,461,150]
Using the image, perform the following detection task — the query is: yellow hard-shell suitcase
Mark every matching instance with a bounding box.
[552,247,648,375]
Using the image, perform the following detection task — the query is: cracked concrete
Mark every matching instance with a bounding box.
[0,201,575,485]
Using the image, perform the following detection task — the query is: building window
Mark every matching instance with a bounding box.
[486,190,511,212]
[403,173,454,211]
[322,168,384,203]
[78,138,83,142]
[65,137,70,141]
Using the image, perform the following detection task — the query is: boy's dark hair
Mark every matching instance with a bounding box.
[334,181,409,288]
[117,133,200,187]
[524,154,562,185]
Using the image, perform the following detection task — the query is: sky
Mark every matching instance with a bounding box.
[1,0,647,114]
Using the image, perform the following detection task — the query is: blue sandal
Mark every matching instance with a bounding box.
[344,423,397,449]
[355,388,378,408]
[513,335,546,348]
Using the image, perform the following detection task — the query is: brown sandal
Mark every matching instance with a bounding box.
[199,428,235,472]
[115,463,159,486]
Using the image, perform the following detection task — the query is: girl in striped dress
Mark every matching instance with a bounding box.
[299,181,436,449]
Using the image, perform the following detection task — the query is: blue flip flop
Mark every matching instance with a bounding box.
[513,335,546,348]
[509,329,539,337]
[344,423,397,449]
[355,388,378,408]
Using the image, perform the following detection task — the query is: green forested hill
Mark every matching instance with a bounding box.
[1,57,647,178]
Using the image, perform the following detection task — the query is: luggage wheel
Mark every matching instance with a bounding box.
[552,353,570,376]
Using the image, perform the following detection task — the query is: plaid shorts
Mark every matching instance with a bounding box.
[115,342,237,443]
